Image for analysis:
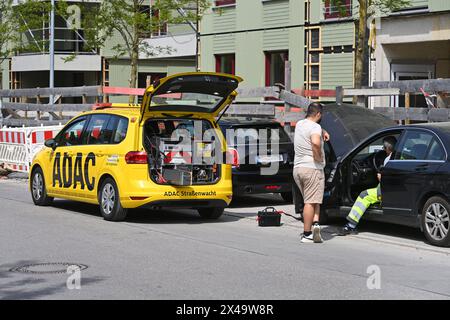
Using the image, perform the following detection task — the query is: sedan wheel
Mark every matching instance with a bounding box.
[422,196,450,247]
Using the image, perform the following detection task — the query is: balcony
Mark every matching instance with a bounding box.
[17,27,97,56]
[11,54,101,72]
[139,33,197,59]
[323,0,353,20]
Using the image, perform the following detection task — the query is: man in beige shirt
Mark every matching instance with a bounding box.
[293,102,330,243]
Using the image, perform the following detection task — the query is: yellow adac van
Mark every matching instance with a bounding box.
[30,72,243,221]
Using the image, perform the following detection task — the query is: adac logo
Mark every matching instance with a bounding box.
[53,152,96,191]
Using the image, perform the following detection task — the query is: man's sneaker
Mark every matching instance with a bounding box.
[300,233,314,243]
[337,225,358,236]
[312,224,323,243]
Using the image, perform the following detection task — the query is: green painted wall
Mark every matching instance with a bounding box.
[109,58,195,102]
[201,0,305,90]
[321,22,354,47]
[321,52,354,89]
[409,0,430,8]
[430,0,450,12]
[101,5,196,88]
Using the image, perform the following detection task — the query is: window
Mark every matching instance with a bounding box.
[108,116,129,144]
[226,123,292,146]
[324,0,352,19]
[311,65,320,82]
[58,118,87,147]
[304,0,311,22]
[395,131,443,161]
[265,51,289,87]
[427,139,446,161]
[138,6,167,38]
[304,27,321,99]
[357,134,400,159]
[215,0,235,6]
[310,29,320,49]
[138,73,167,103]
[215,54,235,75]
[84,115,112,145]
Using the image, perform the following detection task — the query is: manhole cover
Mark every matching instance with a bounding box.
[10,263,88,274]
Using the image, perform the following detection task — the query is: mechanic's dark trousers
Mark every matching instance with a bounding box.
[347,184,381,225]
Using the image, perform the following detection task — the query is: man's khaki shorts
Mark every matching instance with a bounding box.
[293,167,325,204]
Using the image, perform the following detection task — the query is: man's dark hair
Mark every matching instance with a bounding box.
[306,102,323,118]
[383,136,397,152]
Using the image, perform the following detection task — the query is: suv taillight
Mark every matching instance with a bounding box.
[125,151,148,164]
[227,148,240,168]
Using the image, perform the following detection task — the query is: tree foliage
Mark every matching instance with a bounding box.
[79,0,210,93]
[0,0,15,66]
[1,0,209,93]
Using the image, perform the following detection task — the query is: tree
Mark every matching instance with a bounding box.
[80,0,210,102]
[0,0,60,89]
[0,0,14,60]
[324,0,410,103]
[0,0,16,90]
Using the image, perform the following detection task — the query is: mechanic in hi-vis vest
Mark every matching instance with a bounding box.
[338,136,397,235]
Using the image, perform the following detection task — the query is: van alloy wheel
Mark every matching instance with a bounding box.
[30,167,53,206]
[98,178,127,221]
[424,203,449,241]
[32,172,43,201]
[101,183,116,216]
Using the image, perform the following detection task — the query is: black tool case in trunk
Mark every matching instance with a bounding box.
[257,207,282,227]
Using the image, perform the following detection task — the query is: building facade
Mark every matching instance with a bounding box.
[373,1,450,108]
[1,0,197,102]
[200,0,450,103]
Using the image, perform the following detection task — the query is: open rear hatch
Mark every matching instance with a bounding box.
[141,73,243,186]
[140,72,243,121]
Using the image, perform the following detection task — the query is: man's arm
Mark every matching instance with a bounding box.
[322,129,330,142]
[311,134,323,164]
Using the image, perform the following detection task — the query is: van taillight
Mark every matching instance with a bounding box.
[227,148,240,168]
[125,151,148,164]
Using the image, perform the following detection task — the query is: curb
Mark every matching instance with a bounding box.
[224,211,450,255]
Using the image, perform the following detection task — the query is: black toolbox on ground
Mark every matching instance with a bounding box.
[257,207,283,227]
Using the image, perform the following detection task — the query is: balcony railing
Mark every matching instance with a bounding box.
[323,1,353,20]
[17,27,97,56]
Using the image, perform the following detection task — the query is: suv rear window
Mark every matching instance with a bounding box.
[222,123,292,146]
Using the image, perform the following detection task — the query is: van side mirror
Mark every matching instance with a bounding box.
[44,139,57,150]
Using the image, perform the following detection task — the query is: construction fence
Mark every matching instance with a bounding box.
[1,77,449,174]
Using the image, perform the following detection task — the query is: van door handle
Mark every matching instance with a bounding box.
[97,151,105,157]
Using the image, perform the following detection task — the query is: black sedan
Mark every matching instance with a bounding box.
[219,118,295,203]
[294,103,450,247]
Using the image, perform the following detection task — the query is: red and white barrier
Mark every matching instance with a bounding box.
[0,125,63,174]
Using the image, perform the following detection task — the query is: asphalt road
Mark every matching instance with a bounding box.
[1,179,450,300]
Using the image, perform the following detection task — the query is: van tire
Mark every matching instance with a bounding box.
[421,196,450,247]
[198,207,224,219]
[99,178,128,221]
[31,167,53,206]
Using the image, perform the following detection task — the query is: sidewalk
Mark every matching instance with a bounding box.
[226,194,450,255]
